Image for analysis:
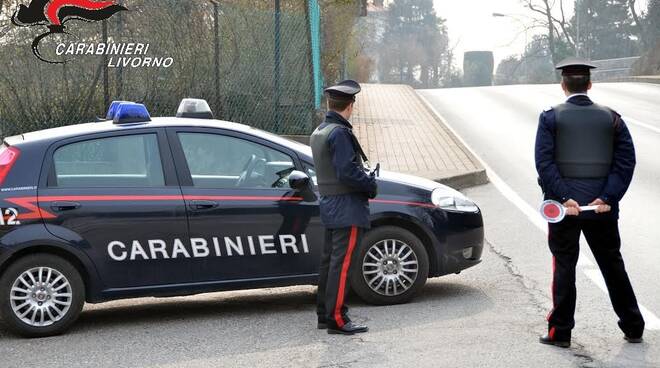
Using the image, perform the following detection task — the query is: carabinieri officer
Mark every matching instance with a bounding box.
[535,57,645,348]
[310,80,377,335]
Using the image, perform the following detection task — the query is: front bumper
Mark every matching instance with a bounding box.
[433,209,484,276]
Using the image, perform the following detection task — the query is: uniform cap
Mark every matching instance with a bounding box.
[555,57,597,76]
[324,80,361,101]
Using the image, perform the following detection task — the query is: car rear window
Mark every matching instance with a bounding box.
[52,134,164,188]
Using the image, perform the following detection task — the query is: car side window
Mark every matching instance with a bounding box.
[303,162,317,187]
[177,133,295,189]
[53,134,165,188]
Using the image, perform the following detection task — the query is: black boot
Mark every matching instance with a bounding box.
[624,335,643,343]
[539,334,570,348]
[327,321,368,335]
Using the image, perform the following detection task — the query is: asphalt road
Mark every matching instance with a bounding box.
[419,82,660,367]
[0,246,583,368]
[1,83,657,368]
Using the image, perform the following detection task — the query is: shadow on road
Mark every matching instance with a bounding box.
[0,278,493,341]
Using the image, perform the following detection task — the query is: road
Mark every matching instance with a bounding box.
[1,83,657,368]
[419,82,660,367]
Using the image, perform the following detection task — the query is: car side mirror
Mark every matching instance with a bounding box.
[288,170,310,191]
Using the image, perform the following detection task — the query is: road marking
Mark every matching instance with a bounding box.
[624,116,660,135]
[418,91,660,331]
[583,269,660,330]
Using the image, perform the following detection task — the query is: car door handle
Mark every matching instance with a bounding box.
[50,201,81,211]
[188,200,218,210]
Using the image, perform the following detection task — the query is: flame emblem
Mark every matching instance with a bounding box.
[11,0,127,63]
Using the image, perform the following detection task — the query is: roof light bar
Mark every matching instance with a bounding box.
[176,98,214,119]
[113,103,151,125]
[106,100,133,120]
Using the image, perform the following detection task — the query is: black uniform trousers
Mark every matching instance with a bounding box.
[316,226,363,329]
[547,217,645,340]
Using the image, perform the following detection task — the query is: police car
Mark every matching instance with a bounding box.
[0,100,483,337]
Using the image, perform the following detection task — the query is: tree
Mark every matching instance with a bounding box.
[523,0,575,69]
[519,35,557,83]
[646,0,660,47]
[495,35,562,85]
[571,0,640,59]
[495,56,523,85]
[378,0,451,87]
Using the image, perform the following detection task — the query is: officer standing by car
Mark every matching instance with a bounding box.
[310,80,377,335]
[535,57,645,348]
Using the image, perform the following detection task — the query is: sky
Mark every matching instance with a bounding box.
[432,0,649,70]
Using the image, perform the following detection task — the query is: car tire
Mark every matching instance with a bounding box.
[351,226,429,305]
[0,254,85,337]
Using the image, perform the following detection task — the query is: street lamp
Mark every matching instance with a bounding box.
[492,13,529,55]
[492,12,530,84]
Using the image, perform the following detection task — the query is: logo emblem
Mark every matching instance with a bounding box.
[11,0,127,63]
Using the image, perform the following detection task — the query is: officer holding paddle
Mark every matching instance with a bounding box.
[534,57,645,348]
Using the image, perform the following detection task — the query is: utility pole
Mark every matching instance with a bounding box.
[213,0,221,114]
[102,20,109,109]
[273,0,282,133]
[576,0,580,57]
[115,0,124,97]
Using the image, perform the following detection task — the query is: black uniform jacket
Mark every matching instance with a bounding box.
[317,111,377,229]
[534,95,636,219]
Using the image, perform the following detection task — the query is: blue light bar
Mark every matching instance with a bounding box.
[113,103,151,124]
[105,100,133,120]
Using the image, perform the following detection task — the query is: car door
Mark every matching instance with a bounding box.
[38,129,193,290]
[166,127,323,284]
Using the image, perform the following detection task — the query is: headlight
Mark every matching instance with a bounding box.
[431,188,479,213]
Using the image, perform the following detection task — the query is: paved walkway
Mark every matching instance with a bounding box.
[352,84,486,189]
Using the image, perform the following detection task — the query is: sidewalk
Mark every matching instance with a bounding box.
[352,84,487,189]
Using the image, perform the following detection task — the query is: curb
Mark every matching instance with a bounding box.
[434,170,489,191]
[414,90,489,190]
[602,76,660,84]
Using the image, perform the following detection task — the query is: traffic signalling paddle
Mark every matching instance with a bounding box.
[539,200,599,223]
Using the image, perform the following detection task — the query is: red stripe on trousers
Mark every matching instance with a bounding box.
[334,226,358,328]
[546,223,555,322]
[545,256,557,322]
[547,255,556,321]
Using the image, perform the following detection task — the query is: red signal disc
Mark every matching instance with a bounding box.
[543,203,561,219]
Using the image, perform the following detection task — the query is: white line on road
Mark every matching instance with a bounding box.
[583,269,660,330]
[624,116,660,135]
[418,92,660,331]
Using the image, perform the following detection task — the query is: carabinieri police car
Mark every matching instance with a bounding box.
[0,100,483,337]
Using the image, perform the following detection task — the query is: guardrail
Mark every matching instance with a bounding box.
[591,56,640,81]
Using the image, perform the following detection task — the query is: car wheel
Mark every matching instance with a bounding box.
[351,226,429,305]
[0,254,85,337]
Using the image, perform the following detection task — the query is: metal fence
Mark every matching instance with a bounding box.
[591,56,641,81]
[0,0,323,138]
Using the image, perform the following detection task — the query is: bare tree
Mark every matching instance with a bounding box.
[629,0,646,48]
[523,0,575,75]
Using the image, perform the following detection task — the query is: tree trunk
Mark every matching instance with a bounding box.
[629,0,646,48]
[543,0,559,80]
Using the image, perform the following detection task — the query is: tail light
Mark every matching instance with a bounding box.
[0,146,20,185]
